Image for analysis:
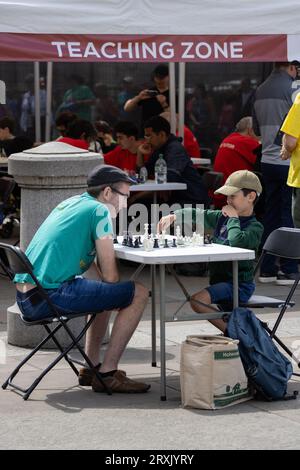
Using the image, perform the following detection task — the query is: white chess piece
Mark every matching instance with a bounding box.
[143,237,154,251]
[144,223,149,239]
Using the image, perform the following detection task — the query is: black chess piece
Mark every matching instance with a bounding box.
[164,239,169,248]
[172,238,177,247]
[153,238,159,248]
[122,237,128,246]
[113,237,118,244]
[128,237,134,247]
[134,238,140,248]
[138,236,142,245]
[204,234,212,244]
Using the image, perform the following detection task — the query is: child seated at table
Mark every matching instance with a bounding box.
[158,169,263,333]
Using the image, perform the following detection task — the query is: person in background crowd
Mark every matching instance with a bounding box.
[213,116,261,208]
[253,62,299,285]
[280,89,300,226]
[124,64,170,126]
[217,93,237,141]
[94,120,117,154]
[104,121,147,173]
[55,111,78,137]
[160,111,201,158]
[187,83,216,149]
[138,115,208,205]
[117,76,136,120]
[93,83,119,126]
[19,74,35,142]
[57,75,95,122]
[0,116,33,157]
[234,77,256,122]
[58,119,99,152]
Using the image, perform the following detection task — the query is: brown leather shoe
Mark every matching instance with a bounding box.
[78,363,101,386]
[92,370,151,393]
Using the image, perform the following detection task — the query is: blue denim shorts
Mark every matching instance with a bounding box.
[16,277,136,321]
[206,281,255,309]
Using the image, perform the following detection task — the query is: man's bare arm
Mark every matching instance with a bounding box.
[95,236,119,283]
[124,90,150,112]
[281,133,298,160]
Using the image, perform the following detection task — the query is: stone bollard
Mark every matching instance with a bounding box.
[6,141,108,348]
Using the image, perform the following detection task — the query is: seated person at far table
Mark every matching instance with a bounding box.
[55,111,78,138]
[14,165,150,394]
[104,121,149,173]
[94,120,117,154]
[58,118,102,154]
[137,115,209,206]
[158,170,263,333]
[213,116,261,209]
[160,111,201,158]
[0,116,33,157]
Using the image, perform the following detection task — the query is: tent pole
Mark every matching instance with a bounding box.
[34,62,41,143]
[45,62,53,142]
[169,62,176,134]
[178,62,185,141]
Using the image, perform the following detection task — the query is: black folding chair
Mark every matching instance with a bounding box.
[0,242,111,400]
[241,227,300,375]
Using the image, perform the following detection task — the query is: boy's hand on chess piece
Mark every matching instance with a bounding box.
[222,205,238,219]
[157,214,176,233]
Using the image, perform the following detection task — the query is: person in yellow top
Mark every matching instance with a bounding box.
[281,91,300,226]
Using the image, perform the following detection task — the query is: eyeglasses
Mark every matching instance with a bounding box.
[110,187,130,198]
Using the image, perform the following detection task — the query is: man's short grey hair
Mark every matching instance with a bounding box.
[235,116,253,133]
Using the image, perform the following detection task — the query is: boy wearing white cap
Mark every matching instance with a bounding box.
[158,170,263,333]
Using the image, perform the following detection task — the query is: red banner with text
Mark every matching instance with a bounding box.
[0,34,287,62]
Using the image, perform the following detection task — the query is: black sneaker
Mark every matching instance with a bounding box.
[276,272,300,286]
[258,273,277,283]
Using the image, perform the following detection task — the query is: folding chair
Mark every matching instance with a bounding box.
[0,242,111,400]
[241,227,300,375]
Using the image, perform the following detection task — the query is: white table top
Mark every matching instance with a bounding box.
[114,240,255,265]
[130,181,187,192]
[191,157,211,166]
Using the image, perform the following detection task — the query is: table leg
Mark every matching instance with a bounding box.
[151,264,157,367]
[159,264,167,401]
[233,260,239,308]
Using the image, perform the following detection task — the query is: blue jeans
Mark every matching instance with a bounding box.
[206,281,255,310]
[16,277,135,321]
[260,163,298,275]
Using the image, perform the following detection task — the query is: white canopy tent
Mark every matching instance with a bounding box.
[1,0,300,140]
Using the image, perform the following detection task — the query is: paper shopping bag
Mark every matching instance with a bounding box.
[180,335,252,409]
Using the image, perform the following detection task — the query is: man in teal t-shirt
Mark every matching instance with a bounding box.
[15,165,150,394]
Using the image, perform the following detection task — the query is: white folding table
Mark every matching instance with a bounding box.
[114,241,255,400]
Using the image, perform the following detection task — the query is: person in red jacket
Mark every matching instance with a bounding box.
[213,116,261,208]
[104,121,148,173]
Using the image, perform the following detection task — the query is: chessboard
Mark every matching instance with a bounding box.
[114,225,212,251]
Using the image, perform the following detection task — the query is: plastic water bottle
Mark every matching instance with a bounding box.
[139,166,148,184]
[154,153,167,184]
